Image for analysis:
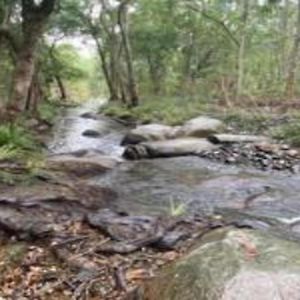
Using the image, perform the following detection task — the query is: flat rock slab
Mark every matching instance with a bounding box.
[123,138,218,159]
[0,183,116,240]
[121,116,224,146]
[144,228,300,300]
[208,134,270,144]
[121,124,179,146]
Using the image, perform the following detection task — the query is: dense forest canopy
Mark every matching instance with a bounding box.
[0,0,300,118]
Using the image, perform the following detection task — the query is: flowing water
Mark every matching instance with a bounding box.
[49,101,300,233]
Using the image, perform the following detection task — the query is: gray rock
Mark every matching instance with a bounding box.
[178,116,224,138]
[123,138,217,159]
[145,228,300,300]
[46,154,120,177]
[121,124,179,146]
[80,112,100,120]
[82,129,101,138]
[208,134,269,144]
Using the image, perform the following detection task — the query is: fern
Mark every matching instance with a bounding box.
[0,145,19,161]
[169,198,187,217]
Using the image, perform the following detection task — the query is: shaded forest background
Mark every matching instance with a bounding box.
[0,0,300,121]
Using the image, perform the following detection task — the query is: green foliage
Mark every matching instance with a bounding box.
[38,102,59,123]
[169,198,187,217]
[221,111,269,133]
[0,125,36,151]
[104,96,208,125]
[271,121,300,147]
[0,145,19,161]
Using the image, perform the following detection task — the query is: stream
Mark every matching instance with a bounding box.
[48,101,300,236]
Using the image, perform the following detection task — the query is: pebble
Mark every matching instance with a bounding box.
[199,142,300,172]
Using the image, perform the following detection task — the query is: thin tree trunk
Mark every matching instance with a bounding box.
[94,36,119,101]
[236,0,249,100]
[285,0,300,98]
[118,0,139,107]
[280,0,289,77]
[55,74,67,101]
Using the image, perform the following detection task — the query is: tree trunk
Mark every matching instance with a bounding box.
[279,0,289,77]
[285,0,300,98]
[147,55,163,95]
[55,74,67,101]
[10,44,36,111]
[94,35,118,101]
[118,0,139,107]
[236,0,249,100]
[25,67,43,114]
[9,0,56,114]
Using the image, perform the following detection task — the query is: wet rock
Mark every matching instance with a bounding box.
[178,116,224,138]
[87,209,162,242]
[155,230,190,250]
[80,112,100,120]
[82,129,102,138]
[145,228,300,300]
[46,153,120,177]
[0,207,52,240]
[208,134,269,145]
[0,183,116,240]
[87,209,204,253]
[121,124,179,146]
[123,138,217,159]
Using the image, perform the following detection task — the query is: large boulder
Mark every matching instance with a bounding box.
[178,116,224,138]
[144,228,300,300]
[121,124,179,146]
[123,138,217,159]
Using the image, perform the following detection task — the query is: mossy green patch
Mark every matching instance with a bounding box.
[103,96,209,126]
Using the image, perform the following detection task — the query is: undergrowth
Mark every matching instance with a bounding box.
[0,125,36,150]
[0,124,43,185]
[103,96,209,125]
[38,101,60,124]
[271,121,300,147]
[220,111,269,133]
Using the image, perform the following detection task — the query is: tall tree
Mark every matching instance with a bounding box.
[236,0,250,99]
[285,0,300,98]
[118,0,139,107]
[9,0,57,113]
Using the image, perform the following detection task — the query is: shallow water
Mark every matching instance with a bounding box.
[48,100,125,157]
[48,101,300,228]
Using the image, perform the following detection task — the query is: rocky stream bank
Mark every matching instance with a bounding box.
[1,102,300,299]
